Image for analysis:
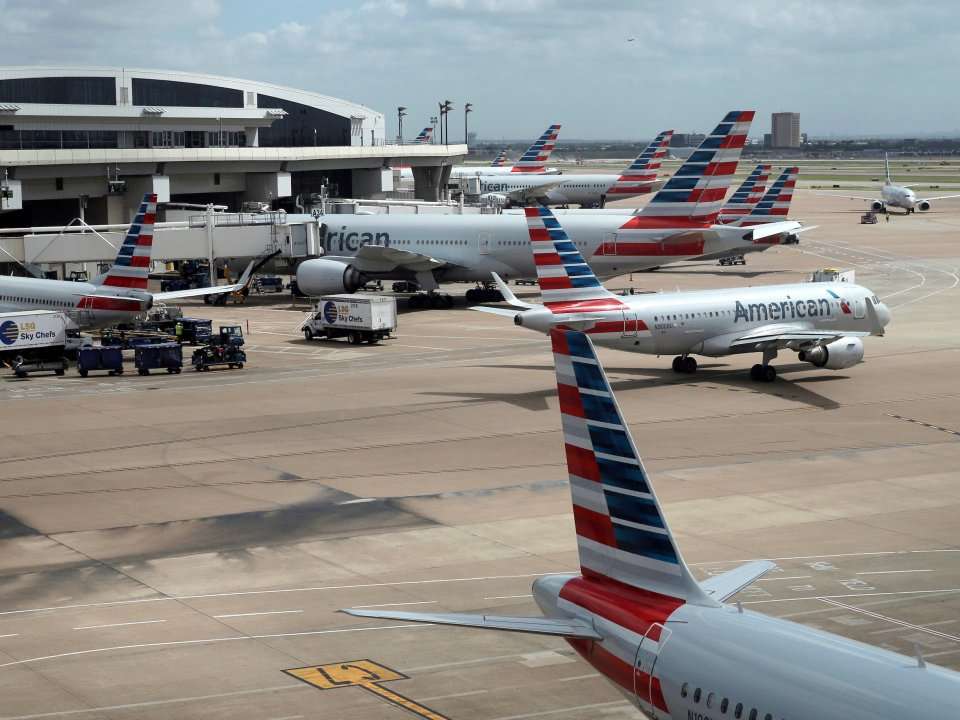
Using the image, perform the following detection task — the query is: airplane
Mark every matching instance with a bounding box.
[399,124,562,181]
[474,130,674,207]
[343,326,958,720]
[0,193,251,329]
[716,163,771,224]
[489,149,509,167]
[412,127,433,144]
[472,205,887,381]
[823,153,960,214]
[296,111,806,305]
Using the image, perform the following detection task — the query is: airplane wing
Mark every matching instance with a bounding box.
[728,324,872,351]
[920,193,960,202]
[811,192,878,203]
[503,180,566,204]
[341,609,603,640]
[328,245,454,274]
[152,260,256,302]
[700,560,776,602]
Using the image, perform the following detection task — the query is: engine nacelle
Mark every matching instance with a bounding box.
[295,259,365,297]
[871,200,885,212]
[917,200,931,212]
[480,193,510,207]
[798,336,864,370]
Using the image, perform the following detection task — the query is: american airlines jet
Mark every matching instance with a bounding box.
[475,130,673,207]
[345,326,956,720]
[475,205,887,381]
[825,153,960,213]
[489,149,509,167]
[0,193,249,329]
[412,127,433,144]
[716,163,771,224]
[297,111,805,303]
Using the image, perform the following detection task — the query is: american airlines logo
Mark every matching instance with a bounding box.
[735,296,836,323]
[324,227,391,253]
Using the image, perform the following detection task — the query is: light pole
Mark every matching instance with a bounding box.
[438,102,445,145]
[397,106,407,145]
[464,102,472,144]
[430,116,438,144]
[441,100,453,147]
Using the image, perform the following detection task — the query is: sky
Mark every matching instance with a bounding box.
[2,0,958,141]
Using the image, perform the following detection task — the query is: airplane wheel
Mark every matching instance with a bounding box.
[764,365,777,382]
[672,356,683,373]
[465,289,478,303]
[681,356,697,374]
[750,364,763,381]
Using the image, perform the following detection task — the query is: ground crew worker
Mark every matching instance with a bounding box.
[175,322,184,342]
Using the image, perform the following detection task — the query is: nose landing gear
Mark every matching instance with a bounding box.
[671,355,698,374]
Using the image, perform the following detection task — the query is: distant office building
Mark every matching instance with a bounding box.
[763,133,773,149]
[670,132,706,147]
[771,112,801,148]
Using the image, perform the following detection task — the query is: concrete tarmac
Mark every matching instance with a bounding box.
[0,192,958,719]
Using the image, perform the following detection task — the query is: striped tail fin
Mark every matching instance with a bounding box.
[717,163,771,223]
[736,166,798,226]
[490,149,509,167]
[525,206,622,313]
[98,193,157,291]
[551,328,712,602]
[606,130,673,197]
[511,124,561,173]
[413,127,433,144]
[624,110,754,228]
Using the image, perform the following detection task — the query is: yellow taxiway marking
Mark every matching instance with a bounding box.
[284,659,451,720]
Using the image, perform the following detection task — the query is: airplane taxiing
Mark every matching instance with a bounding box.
[0,193,250,329]
[475,205,888,382]
[345,325,957,720]
[826,153,960,213]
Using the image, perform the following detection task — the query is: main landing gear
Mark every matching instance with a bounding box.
[749,347,778,382]
[671,355,697,374]
[408,293,454,309]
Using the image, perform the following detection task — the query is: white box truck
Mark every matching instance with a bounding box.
[302,294,397,345]
[0,310,69,377]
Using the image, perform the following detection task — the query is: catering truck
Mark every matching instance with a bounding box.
[302,294,397,345]
[0,310,69,377]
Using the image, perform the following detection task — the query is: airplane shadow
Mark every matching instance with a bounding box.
[448,360,844,411]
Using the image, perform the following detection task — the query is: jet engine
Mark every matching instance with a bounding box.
[917,200,931,212]
[480,193,510,208]
[295,259,365,297]
[871,200,885,212]
[798,337,864,370]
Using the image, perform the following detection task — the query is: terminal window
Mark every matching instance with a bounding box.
[0,76,116,105]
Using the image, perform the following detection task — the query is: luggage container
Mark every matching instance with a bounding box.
[77,346,124,377]
[134,342,183,375]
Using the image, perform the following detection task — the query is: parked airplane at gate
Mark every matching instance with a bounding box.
[475,130,673,207]
[825,153,960,213]
[474,206,887,381]
[716,163,771,224]
[399,124,562,181]
[345,326,956,720]
[297,111,806,302]
[489,149,509,167]
[0,193,250,329]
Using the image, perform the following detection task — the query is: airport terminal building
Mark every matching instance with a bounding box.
[0,67,464,226]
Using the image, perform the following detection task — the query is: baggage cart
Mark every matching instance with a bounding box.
[134,342,183,375]
[77,346,124,377]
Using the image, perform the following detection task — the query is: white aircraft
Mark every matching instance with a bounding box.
[399,124,562,181]
[827,153,960,213]
[475,130,673,207]
[297,111,807,304]
[473,205,888,381]
[716,163,771,224]
[0,193,250,329]
[344,325,957,720]
[489,149,509,167]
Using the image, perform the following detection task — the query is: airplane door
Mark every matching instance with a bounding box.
[602,232,616,256]
[634,623,672,719]
[478,232,491,255]
[622,309,638,338]
[854,297,865,319]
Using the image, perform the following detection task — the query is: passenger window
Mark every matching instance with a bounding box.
[681,682,688,698]
[748,710,757,720]
[721,698,729,713]
[764,715,772,720]
[735,703,743,719]
[693,688,701,703]
[706,692,715,708]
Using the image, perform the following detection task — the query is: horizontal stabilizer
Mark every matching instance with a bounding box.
[700,560,776,602]
[491,272,535,309]
[744,220,802,242]
[470,306,520,318]
[341,608,602,639]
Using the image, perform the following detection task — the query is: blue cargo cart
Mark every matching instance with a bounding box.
[77,346,124,377]
[134,342,183,375]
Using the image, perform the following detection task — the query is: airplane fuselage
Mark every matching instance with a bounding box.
[880,182,918,211]
[0,276,150,329]
[477,173,653,205]
[533,573,960,720]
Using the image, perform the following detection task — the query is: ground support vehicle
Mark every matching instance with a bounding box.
[719,255,747,266]
[302,295,396,345]
[134,343,183,375]
[77,346,124,377]
[861,211,878,224]
[191,325,246,371]
[0,310,69,378]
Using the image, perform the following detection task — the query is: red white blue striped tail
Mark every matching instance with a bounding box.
[625,110,754,228]
[413,127,433,144]
[511,124,561,173]
[736,166,798,227]
[607,130,673,197]
[718,163,771,224]
[99,193,157,291]
[490,149,508,167]
[525,206,622,313]
[550,329,710,601]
